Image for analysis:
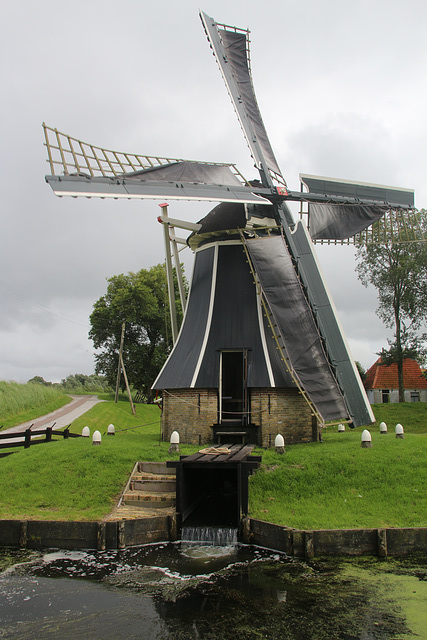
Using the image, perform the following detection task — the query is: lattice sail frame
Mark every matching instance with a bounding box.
[42,123,249,184]
[354,208,427,245]
[298,207,427,246]
[297,192,425,246]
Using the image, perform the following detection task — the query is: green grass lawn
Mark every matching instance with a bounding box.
[249,403,426,529]
[250,429,426,529]
[0,401,199,521]
[0,400,425,529]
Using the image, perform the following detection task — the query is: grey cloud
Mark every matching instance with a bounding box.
[1,0,425,382]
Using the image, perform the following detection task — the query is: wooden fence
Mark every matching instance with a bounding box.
[0,425,80,450]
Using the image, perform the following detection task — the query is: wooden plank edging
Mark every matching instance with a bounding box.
[0,516,177,551]
[0,517,425,557]
[245,518,427,558]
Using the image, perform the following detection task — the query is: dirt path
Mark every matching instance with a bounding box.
[1,395,104,437]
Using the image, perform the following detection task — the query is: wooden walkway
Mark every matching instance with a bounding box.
[174,443,261,467]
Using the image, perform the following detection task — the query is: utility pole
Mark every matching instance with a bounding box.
[115,322,126,403]
[115,321,136,415]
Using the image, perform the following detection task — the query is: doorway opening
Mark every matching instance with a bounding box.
[220,350,248,424]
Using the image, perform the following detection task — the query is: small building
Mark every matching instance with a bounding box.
[364,357,427,403]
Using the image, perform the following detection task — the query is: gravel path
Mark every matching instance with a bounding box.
[1,395,104,443]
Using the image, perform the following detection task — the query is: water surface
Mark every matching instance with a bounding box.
[0,544,425,639]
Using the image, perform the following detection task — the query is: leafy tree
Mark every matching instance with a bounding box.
[355,361,366,382]
[356,209,427,401]
[28,376,52,386]
[89,263,185,401]
[59,374,112,393]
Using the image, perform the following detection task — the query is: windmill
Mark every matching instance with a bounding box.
[44,11,418,447]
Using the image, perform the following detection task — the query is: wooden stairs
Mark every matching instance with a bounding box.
[122,461,176,510]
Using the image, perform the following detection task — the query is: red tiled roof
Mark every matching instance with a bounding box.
[364,357,427,390]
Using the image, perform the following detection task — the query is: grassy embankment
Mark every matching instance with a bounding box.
[250,404,426,529]
[0,395,425,529]
[0,381,71,430]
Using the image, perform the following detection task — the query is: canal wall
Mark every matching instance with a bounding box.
[0,516,177,551]
[0,517,425,557]
[244,518,427,558]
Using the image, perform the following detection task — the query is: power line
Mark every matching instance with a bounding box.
[0,279,91,328]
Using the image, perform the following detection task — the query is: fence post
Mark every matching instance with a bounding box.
[46,427,52,442]
[19,521,28,548]
[118,521,126,549]
[24,429,31,448]
[97,522,106,551]
[64,426,70,439]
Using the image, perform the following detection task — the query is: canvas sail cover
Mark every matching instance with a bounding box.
[245,234,349,421]
[217,29,281,177]
[121,161,242,186]
[201,9,282,179]
[300,174,415,241]
[308,203,386,240]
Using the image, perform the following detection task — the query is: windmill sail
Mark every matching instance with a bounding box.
[300,174,415,241]
[200,11,374,427]
[43,124,270,205]
[244,233,348,421]
[200,11,283,184]
[308,203,386,240]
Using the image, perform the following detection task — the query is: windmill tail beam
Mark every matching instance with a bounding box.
[157,215,201,232]
[159,204,179,344]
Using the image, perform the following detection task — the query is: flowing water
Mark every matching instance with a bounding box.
[181,526,238,546]
[0,542,425,639]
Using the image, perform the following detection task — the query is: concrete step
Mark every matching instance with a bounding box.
[118,461,177,513]
[123,490,176,509]
[138,461,175,476]
[130,478,176,492]
[133,471,176,482]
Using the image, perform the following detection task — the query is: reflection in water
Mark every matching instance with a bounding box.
[0,543,423,639]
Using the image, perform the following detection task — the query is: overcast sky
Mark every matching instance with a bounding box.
[1,0,426,383]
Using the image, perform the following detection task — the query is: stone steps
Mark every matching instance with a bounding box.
[123,490,176,508]
[138,461,176,475]
[130,477,176,493]
[122,461,176,510]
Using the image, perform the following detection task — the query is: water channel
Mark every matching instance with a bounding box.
[0,538,425,639]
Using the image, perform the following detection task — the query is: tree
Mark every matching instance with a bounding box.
[355,361,366,382]
[356,209,427,401]
[59,374,112,393]
[89,263,185,401]
[28,376,52,386]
